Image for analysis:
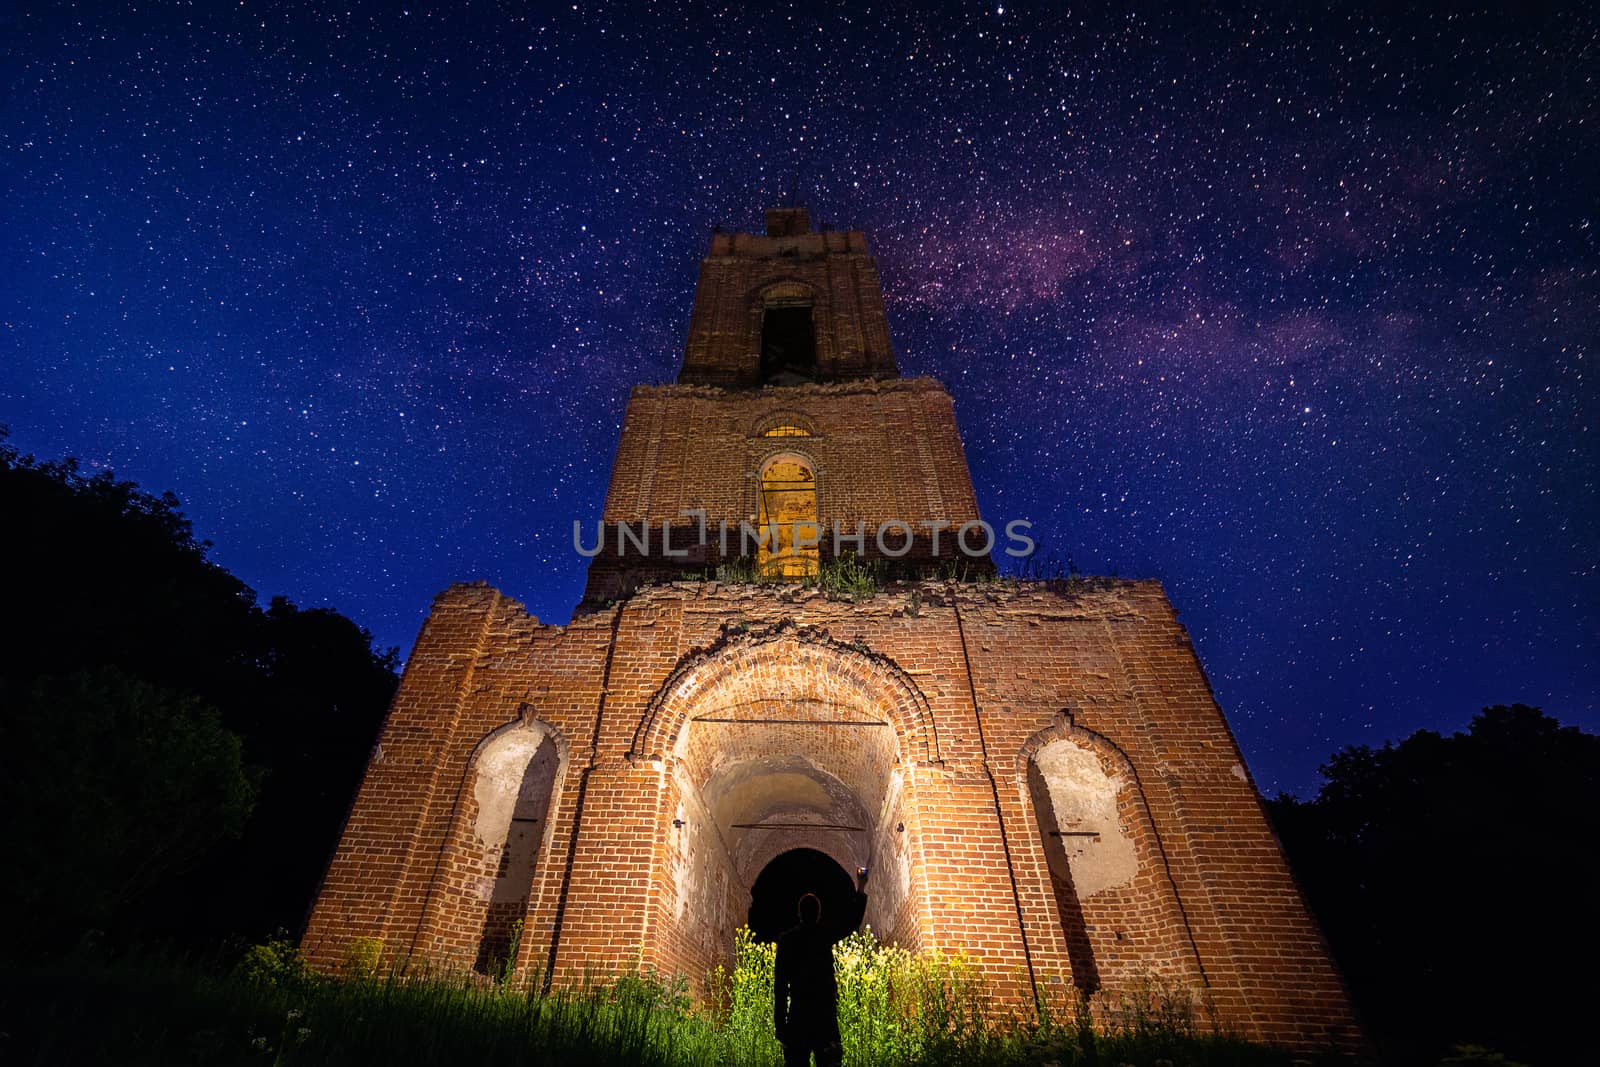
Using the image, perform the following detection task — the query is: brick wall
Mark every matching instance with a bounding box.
[583,378,988,600]
[303,578,1360,1051]
[679,212,897,387]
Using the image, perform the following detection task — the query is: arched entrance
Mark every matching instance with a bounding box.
[633,623,936,978]
[748,848,857,943]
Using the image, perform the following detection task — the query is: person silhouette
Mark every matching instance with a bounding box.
[773,866,869,1067]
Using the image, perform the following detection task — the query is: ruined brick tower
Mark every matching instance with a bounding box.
[303,207,1360,1050]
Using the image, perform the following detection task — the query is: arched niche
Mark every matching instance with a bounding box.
[1018,717,1205,998]
[462,714,568,976]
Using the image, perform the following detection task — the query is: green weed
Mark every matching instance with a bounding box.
[1,930,1319,1065]
[817,551,884,602]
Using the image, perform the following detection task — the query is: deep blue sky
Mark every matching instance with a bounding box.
[2,2,1594,795]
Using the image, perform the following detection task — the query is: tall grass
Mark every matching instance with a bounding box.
[1,928,1311,1065]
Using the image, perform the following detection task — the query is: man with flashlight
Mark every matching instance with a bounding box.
[773,865,869,1067]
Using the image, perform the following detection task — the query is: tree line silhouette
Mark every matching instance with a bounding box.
[1267,706,1598,1065]
[0,430,398,952]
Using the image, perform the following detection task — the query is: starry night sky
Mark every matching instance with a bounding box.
[2,2,1595,794]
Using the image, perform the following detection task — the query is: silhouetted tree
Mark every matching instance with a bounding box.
[0,430,398,947]
[1268,705,1600,1066]
[0,668,257,951]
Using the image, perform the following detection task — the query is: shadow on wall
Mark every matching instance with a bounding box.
[1024,725,1206,1001]
[1027,758,1102,996]
[468,720,563,976]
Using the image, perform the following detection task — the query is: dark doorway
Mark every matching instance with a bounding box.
[760,305,817,383]
[747,847,855,942]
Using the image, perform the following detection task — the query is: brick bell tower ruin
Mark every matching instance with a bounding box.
[303,206,1359,1050]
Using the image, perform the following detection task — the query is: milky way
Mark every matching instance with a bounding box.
[2,3,1594,793]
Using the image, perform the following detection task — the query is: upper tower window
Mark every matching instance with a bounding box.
[677,210,899,387]
[761,424,812,438]
[759,284,817,385]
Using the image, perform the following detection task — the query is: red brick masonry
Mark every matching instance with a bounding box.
[303,578,1361,1050]
[304,205,1361,1053]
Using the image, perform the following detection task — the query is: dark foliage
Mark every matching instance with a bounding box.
[0,431,398,949]
[1267,705,1600,1066]
[0,668,257,946]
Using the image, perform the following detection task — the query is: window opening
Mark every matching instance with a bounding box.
[760,305,817,383]
[758,455,819,579]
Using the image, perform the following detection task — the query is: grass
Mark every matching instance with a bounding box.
[706,552,888,602]
[816,552,885,603]
[0,928,1326,1066]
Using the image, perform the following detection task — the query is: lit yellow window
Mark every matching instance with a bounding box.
[761,424,812,438]
[757,455,819,579]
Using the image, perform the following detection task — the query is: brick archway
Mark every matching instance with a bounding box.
[637,621,936,966]
[629,619,940,766]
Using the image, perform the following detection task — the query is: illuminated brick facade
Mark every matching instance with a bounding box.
[303,208,1360,1050]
